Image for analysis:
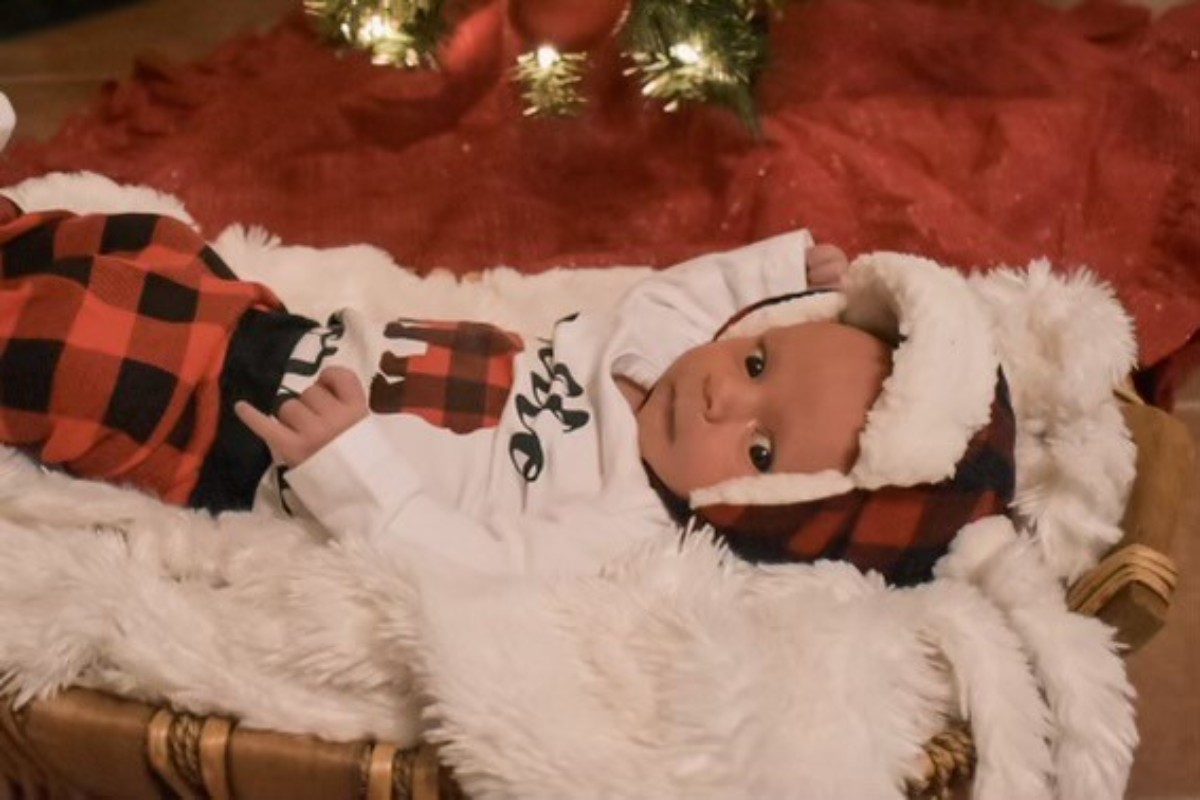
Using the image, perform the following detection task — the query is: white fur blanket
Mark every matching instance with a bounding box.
[0,173,1138,799]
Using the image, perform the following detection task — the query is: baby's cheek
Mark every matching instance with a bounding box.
[674,432,747,496]
[635,399,672,475]
[636,388,748,496]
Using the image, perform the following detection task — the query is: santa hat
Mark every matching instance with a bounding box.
[692,252,1016,585]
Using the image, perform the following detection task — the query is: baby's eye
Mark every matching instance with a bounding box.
[749,432,774,473]
[744,345,766,379]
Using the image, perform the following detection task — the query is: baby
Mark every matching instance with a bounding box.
[235,246,887,505]
[0,199,1004,584]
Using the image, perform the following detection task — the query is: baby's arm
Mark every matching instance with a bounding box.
[241,399,661,574]
[234,368,660,574]
[234,367,367,468]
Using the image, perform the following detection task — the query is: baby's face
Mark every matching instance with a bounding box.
[636,321,892,500]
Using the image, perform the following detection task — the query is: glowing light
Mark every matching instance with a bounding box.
[358,13,394,44]
[536,45,561,70]
[669,41,704,66]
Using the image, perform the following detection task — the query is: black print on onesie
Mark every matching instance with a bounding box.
[274,313,346,409]
[271,313,347,515]
[508,318,591,483]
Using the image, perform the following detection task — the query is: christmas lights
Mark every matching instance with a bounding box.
[305,0,775,127]
[304,0,447,68]
[514,45,588,116]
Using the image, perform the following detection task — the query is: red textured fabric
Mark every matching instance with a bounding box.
[0,0,1196,370]
[0,200,283,503]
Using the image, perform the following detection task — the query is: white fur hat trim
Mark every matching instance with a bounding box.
[691,469,855,508]
[0,92,14,154]
[691,252,999,509]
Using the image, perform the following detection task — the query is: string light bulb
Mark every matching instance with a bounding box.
[669,41,704,66]
[305,0,447,69]
[514,46,587,116]
[617,0,766,129]
[536,45,561,69]
[359,13,394,43]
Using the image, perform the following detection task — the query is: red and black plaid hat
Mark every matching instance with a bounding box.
[702,373,1014,585]
[687,252,1016,585]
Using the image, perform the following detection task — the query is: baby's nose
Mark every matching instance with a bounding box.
[703,372,753,422]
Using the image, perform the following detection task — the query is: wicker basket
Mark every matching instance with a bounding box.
[1,402,1191,800]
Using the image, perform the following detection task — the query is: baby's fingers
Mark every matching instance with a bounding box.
[234,401,302,465]
[806,243,849,289]
[277,394,322,433]
[234,400,275,439]
[296,381,340,417]
[318,366,367,407]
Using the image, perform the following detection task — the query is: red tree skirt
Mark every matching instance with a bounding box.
[1,0,1197,369]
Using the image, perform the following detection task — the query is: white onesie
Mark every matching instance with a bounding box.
[260,230,813,575]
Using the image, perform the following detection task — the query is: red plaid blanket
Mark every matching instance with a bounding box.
[0,199,283,504]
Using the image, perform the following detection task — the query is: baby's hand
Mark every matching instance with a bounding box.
[235,366,368,468]
[806,243,849,289]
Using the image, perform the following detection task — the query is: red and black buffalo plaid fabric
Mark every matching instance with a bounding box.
[702,372,1016,586]
[368,318,524,434]
[0,198,287,505]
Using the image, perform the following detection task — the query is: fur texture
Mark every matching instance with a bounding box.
[0,172,1138,799]
[0,92,14,155]
[969,263,1138,580]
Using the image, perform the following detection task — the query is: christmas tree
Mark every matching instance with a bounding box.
[304,0,779,128]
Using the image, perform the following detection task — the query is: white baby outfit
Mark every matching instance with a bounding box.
[260,230,813,575]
